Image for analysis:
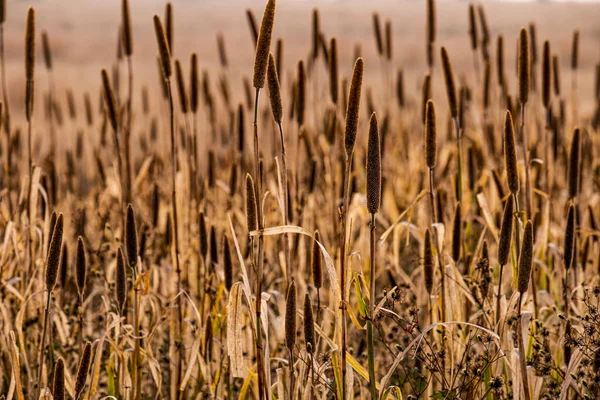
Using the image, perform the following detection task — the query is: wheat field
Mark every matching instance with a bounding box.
[0,0,600,399]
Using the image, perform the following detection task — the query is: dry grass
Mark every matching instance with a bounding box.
[0,0,600,399]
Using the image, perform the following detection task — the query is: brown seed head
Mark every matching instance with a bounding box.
[517,220,533,293]
[174,59,188,113]
[190,53,199,113]
[303,293,315,351]
[253,0,276,89]
[425,100,436,168]
[452,203,462,262]
[25,7,35,82]
[427,0,436,45]
[553,54,561,96]
[542,41,551,108]
[567,128,581,199]
[421,73,431,124]
[468,4,478,50]
[296,60,306,126]
[153,15,172,78]
[497,35,505,90]
[366,112,381,214]
[372,13,383,56]
[245,174,258,232]
[267,53,282,123]
[498,198,514,267]
[285,280,297,350]
[329,37,338,104]
[385,19,392,60]
[441,47,458,118]
[164,3,173,53]
[41,30,52,70]
[564,203,575,270]
[397,69,404,107]
[199,212,208,260]
[115,247,127,312]
[518,27,530,104]
[223,234,233,290]
[75,342,92,398]
[504,110,519,194]
[423,229,434,295]
[76,236,87,296]
[312,8,320,60]
[246,9,258,46]
[311,230,322,289]
[122,0,133,56]
[344,58,364,157]
[52,357,65,400]
[101,69,118,131]
[46,213,64,292]
[571,29,579,70]
[125,203,138,267]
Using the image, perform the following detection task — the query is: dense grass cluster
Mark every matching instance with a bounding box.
[0,0,599,399]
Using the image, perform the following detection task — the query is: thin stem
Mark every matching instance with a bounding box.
[339,155,352,400]
[166,78,184,397]
[37,293,51,397]
[277,121,291,284]
[133,262,141,400]
[289,348,295,400]
[495,263,505,325]
[367,213,377,399]
[517,292,531,400]
[454,117,463,205]
[252,87,266,400]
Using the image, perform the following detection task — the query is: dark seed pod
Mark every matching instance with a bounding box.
[468,4,478,50]
[329,37,338,104]
[47,211,57,250]
[285,280,297,350]
[571,29,579,70]
[452,203,462,262]
[312,8,320,60]
[311,230,322,289]
[46,213,64,292]
[0,0,5,24]
[115,248,127,312]
[246,9,258,46]
[217,33,228,68]
[483,60,491,110]
[542,41,551,108]
[125,204,138,267]
[421,74,431,124]
[396,69,404,108]
[164,3,173,53]
[564,204,575,270]
[423,229,434,295]
[210,225,218,268]
[372,13,383,56]
[504,111,519,194]
[122,0,133,56]
[344,58,364,157]
[366,112,381,214]
[498,197,514,267]
[275,38,283,82]
[76,236,87,296]
[427,0,436,45]
[425,100,436,168]
[198,212,208,260]
[153,15,172,79]
[440,47,458,118]
[517,220,533,293]
[84,92,93,126]
[190,53,199,113]
[74,341,92,399]
[245,174,258,232]
[552,54,561,96]
[296,60,305,126]
[567,128,580,199]
[253,0,276,89]
[518,27,529,105]
[59,242,68,289]
[101,69,118,132]
[303,293,315,352]
[497,35,505,90]
[41,30,52,70]
[174,59,189,113]
[385,19,392,60]
[223,234,233,291]
[25,7,35,82]
[52,357,65,400]
[267,53,282,123]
